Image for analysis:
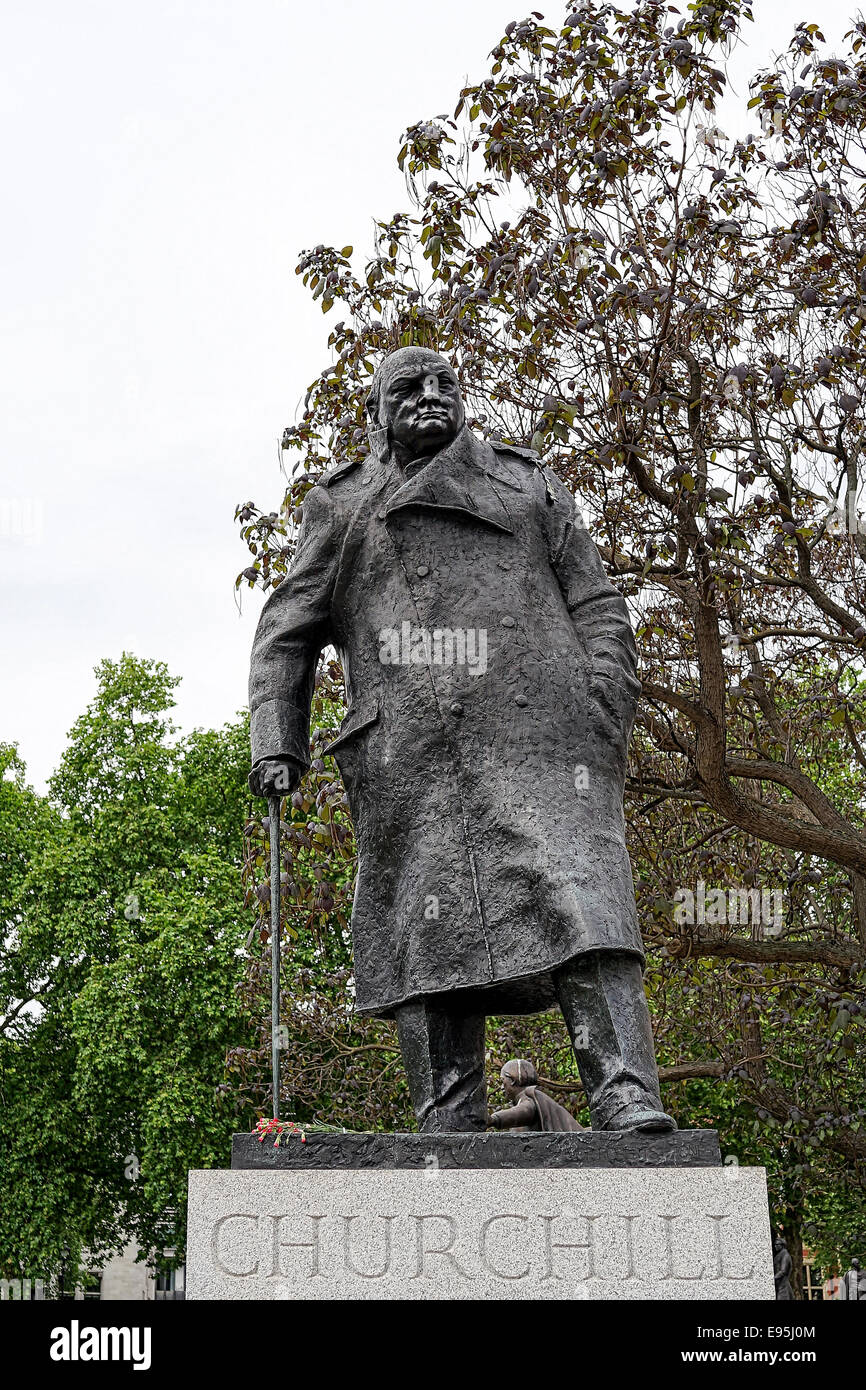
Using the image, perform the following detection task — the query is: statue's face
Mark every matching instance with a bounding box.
[378,353,463,455]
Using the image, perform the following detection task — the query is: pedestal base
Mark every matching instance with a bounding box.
[187,1135,773,1300]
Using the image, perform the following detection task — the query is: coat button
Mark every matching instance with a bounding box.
[501,615,515,627]
[514,694,529,707]
[416,565,429,577]
[450,701,464,716]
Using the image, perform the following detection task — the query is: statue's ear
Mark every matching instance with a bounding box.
[367,420,389,464]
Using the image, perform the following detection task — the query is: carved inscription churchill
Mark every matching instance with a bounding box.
[211,1209,756,1284]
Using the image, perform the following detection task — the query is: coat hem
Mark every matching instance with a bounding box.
[353,944,646,1019]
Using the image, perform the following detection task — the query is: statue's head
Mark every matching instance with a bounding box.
[366,346,464,461]
[500,1057,537,1099]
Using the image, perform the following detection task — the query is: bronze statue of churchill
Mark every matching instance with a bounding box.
[249,346,674,1136]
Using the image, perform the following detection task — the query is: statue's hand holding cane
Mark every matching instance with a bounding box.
[250,758,303,799]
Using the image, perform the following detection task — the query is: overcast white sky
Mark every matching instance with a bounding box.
[1,0,859,790]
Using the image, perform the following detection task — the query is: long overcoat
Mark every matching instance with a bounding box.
[249,426,645,1018]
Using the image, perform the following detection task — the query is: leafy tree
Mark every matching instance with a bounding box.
[0,656,255,1284]
[234,1,866,1292]
[0,743,57,1046]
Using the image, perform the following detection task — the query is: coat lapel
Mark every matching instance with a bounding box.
[383,428,518,534]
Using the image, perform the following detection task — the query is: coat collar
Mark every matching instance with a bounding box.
[383,427,520,534]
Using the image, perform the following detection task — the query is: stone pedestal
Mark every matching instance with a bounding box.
[186,1132,774,1300]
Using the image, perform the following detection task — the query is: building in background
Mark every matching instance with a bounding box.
[0,1243,184,1300]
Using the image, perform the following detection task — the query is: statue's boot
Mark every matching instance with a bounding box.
[395,996,488,1132]
[555,951,676,1134]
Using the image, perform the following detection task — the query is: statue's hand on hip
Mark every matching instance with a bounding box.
[588,668,641,730]
[248,757,304,798]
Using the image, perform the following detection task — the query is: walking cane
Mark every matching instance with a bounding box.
[268,792,281,1120]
